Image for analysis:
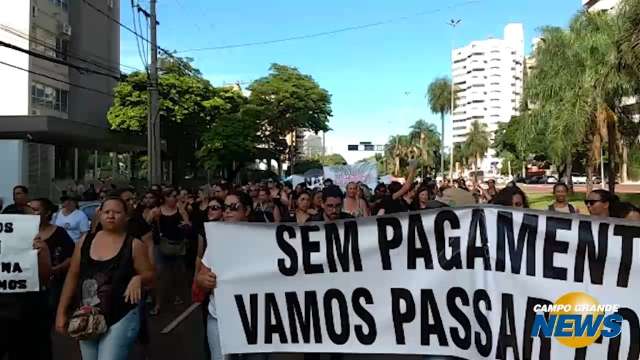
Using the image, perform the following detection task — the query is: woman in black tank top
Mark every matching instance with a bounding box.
[55,197,154,360]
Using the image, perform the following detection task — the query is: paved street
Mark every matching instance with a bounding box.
[52,292,207,360]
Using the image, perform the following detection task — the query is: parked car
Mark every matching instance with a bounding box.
[544,175,558,184]
[79,201,101,221]
[571,174,587,184]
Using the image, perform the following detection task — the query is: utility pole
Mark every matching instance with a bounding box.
[448,19,461,180]
[149,0,161,184]
[138,0,161,185]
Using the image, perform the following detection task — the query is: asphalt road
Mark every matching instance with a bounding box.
[52,297,207,360]
[51,267,209,360]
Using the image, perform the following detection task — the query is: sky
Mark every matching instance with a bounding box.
[120,0,582,164]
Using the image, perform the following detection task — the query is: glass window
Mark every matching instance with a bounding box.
[31,82,68,113]
[60,90,68,113]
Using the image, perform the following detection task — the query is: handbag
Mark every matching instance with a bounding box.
[67,305,108,340]
[191,279,208,303]
[159,235,186,256]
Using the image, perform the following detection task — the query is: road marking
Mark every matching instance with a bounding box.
[160,302,201,334]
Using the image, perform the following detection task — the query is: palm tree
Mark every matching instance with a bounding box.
[427,77,453,177]
[464,120,490,182]
[409,119,441,177]
[527,11,637,193]
[617,0,640,78]
[385,135,412,176]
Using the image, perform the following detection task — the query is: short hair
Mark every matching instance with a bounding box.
[32,198,58,220]
[99,196,129,214]
[552,183,569,193]
[13,185,28,194]
[113,188,135,198]
[388,181,402,195]
[591,189,617,204]
[226,191,253,210]
[493,186,529,208]
[322,185,344,201]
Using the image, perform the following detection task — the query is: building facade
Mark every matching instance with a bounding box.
[0,0,142,203]
[451,23,525,174]
[582,0,620,12]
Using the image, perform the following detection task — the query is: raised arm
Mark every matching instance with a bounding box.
[392,161,418,200]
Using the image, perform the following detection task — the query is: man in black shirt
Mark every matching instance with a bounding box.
[2,185,32,214]
[311,185,354,222]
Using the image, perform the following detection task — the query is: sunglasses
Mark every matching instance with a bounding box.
[223,203,242,212]
[584,199,603,206]
[208,205,222,211]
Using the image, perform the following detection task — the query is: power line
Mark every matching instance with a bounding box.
[0,40,122,80]
[0,24,136,76]
[0,60,113,97]
[80,0,174,59]
[176,0,481,53]
[131,0,149,70]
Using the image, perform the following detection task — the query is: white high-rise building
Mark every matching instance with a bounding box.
[451,23,524,174]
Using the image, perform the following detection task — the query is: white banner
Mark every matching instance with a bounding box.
[323,162,378,190]
[205,206,640,358]
[0,215,40,292]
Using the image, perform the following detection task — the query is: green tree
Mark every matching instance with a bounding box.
[617,0,640,78]
[463,120,490,182]
[107,56,246,181]
[427,77,453,176]
[315,153,347,166]
[409,119,441,177]
[248,64,332,169]
[528,11,638,192]
[196,107,260,180]
[384,135,416,176]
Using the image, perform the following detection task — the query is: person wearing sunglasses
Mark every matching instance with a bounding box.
[197,192,256,360]
[585,189,615,217]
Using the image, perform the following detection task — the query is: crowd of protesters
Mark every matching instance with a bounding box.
[0,161,638,359]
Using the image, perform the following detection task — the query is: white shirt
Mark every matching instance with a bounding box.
[201,245,217,318]
[54,209,90,243]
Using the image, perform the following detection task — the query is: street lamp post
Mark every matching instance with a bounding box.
[448,19,461,180]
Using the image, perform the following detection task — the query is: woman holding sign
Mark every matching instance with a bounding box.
[0,217,51,360]
[55,197,154,360]
[198,191,276,360]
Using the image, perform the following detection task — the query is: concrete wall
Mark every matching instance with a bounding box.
[0,140,28,208]
[0,0,30,116]
[68,0,119,129]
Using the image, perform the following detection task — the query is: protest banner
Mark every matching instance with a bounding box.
[0,215,39,292]
[323,162,377,190]
[205,206,640,358]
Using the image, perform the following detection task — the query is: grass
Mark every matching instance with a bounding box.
[527,192,640,212]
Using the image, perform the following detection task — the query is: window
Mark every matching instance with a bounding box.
[347,145,359,151]
[55,38,68,60]
[49,0,68,11]
[364,144,375,151]
[376,145,383,151]
[31,82,68,113]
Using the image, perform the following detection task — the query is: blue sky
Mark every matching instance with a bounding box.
[121,0,581,163]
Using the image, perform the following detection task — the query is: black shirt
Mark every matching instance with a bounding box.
[45,226,75,283]
[381,196,410,214]
[310,211,355,222]
[2,204,26,214]
[128,215,152,240]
